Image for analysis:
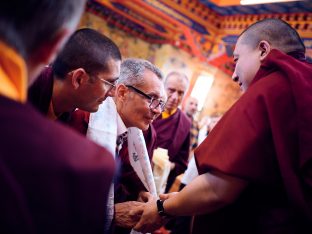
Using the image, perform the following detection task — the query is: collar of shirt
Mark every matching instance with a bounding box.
[162,108,177,119]
[0,41,27,102]
[116,113,128,150]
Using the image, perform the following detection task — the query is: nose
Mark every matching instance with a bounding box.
[170,91,179,101]
[232,72,239,82]
[151,105,162,116]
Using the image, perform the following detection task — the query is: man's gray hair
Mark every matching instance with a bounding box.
[118,58,163,86]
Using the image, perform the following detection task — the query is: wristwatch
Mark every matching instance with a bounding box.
[156,199,169,217]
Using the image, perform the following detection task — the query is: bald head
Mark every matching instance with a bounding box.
[165,71,189,87]
[239,18,305,54]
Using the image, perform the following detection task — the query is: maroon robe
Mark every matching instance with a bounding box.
[0,95,115,234]
[152,109,191,191]
[28,66,73,123]
[193,50,312,234]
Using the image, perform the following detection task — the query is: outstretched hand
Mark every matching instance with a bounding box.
[133,196,163,233]
[138,191,154,202]
[134,192,178,233]
[159,192,178,201]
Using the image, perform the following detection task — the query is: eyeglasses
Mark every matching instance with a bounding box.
[126,85,166,112]
[98,77,117,90]
[91,74,117,92]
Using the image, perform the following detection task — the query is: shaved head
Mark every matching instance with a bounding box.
[239,18,305,54]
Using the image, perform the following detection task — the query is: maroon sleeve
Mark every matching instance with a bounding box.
[195,71,292,183]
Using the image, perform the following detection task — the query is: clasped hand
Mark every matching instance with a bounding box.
[115,191,177,233]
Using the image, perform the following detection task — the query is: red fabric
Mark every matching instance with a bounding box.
[28,66,54,115]
[0,95,115,234]
[28,66,73,123]
[194,50,312,233]
[152,109,191,191]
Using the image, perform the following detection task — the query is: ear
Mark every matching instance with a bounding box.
[258,40,271,61]
[116,84,129,101]
[69,68,88,89]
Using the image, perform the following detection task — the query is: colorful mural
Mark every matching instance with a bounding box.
[82,0,312,117]
[200,0,312,15]
[88,0,312,75]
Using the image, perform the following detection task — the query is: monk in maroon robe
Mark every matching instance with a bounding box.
[1,97,115,234]
[0,1,116,233]
[152,71,191,193]
[28,28,121,123]
[133,19,312,234]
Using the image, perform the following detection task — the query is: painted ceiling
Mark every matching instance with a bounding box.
[200,0,312,15]
[87,0,312,75]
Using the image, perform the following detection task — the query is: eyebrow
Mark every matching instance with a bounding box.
[107,77,119,83]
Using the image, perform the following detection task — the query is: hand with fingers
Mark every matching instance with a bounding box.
[134,192,179,233]
[137,191,154,203]
[133,196,163,233]
[115,201,145,228]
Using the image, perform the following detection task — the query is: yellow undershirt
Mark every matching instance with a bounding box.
[162,108,177,119]
[0,41,27,102]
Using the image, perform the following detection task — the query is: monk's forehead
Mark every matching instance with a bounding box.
[188,97,198,103]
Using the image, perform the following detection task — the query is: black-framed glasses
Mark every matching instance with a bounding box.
[126,85,166,112]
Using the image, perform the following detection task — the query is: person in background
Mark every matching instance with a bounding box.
[0,0,117,233]
[184,96,200,153]
[152,72,192,193]
[134,18,312,234]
